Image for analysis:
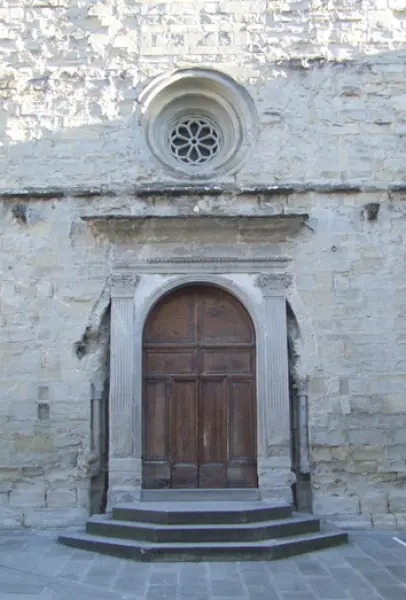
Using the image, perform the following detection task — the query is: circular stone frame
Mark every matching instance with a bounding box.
[138,68,259,180]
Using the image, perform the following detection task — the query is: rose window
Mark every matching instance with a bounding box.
[139,68,259,178]
[168,117,221,165]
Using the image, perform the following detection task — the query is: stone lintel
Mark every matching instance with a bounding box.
[80,215,308,245]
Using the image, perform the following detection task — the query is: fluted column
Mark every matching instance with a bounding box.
[257,274,294,501]
[109,273,139,458]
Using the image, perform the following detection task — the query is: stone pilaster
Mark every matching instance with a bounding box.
[257,274,294,501]
[108,273,140,505]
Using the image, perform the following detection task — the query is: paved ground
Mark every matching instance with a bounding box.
[1,530,406,600]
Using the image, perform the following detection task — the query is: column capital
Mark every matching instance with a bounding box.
[256,273,293,297]
[110,272,139,298]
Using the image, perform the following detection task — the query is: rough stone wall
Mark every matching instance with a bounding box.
[1,1,406,529]
[0,200,112,527]
[286,188,406,530]
[2,1,406,189]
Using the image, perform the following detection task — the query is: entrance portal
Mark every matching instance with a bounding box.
[142,285,257,489]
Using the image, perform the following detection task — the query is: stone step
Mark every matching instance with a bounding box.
[112,500,292,525]
[58,527,348,562]
[86,513,320,543]
[140,488,261,502]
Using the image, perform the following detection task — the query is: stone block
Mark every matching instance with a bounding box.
[361,492,389,515]
[331,446,350,460]
[395,514,406,530]
[346,460,378,474]
[46,489,77,508]
[327,514,372,530]
[15,434,53,453]
[0,468,20,487]
[372,514,397,530]
[0,481,14,493]
[311,430,347,445]
[347,430,387,445]
[352,446,383,461]
[389,491,406,513]
[313,495,360,516]
[350,395,383,414]
[393,430,406,444]
[0,508,23,529]
[9,490,45,508]
[0,493,9,507]
[383,395,406,414]
[107,488,141,507]
[23,508,87,529]
[311,447,332,461]
[76,485,90,509]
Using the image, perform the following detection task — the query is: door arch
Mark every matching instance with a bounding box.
[142,284,258,489]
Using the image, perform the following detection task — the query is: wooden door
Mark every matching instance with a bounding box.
[142,285,257,489]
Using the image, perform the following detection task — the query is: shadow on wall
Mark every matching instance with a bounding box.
[287,302,312,513]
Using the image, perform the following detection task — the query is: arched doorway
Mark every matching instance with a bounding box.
[142,284,257,489]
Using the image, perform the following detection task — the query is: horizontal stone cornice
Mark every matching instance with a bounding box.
[0,182,405,200]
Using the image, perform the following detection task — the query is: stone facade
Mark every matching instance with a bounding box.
[1,1,406,529]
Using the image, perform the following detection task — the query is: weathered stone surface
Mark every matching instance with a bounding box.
[389,491,406,513]
[0,0,406,529]
[0,508,23,529]
[23,508,87,528]
[372,514,397,530]
[327,515,373,530]
[46,489,77,508]
[361,492,389,515]
[9,490,45,508]
[313,495,360,516]
[395,514,406,530]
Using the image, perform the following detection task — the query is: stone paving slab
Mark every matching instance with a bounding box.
[0,530,406,599]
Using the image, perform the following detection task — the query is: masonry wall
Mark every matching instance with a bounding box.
[1,0,406,528]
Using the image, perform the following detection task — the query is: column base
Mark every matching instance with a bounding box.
[258,457,296,504]
[107,457,142,508]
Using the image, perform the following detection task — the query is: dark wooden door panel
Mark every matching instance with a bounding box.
[227,462,257,488]
[199,464,227,488]
[143,461,171,489]
[229,380,256,459]
[198,288,254,344]
[144,288,196,344]
[199,378,227,464]
[170,379,198,487]
[201,349,253,375]
[171,379,198,462]
[142,285,257,489]
[144,349,197,375]
[144,381,168,460]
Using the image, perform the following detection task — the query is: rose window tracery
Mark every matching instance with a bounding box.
[168,117,221,165]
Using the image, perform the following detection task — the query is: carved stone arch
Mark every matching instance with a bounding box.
[138,274,262,337]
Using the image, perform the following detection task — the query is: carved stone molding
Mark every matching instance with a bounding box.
[257,273,294,296]
[114,257,291,275]
[110,273,139,298]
